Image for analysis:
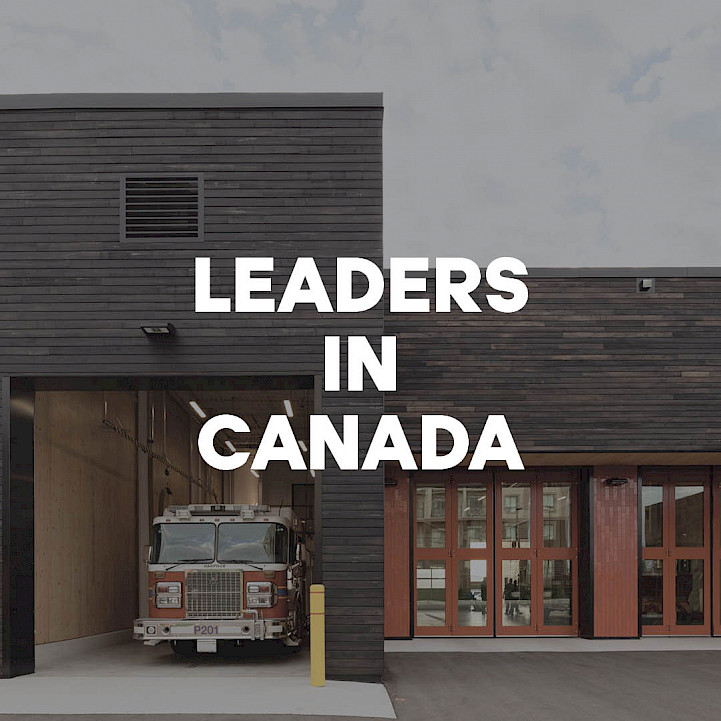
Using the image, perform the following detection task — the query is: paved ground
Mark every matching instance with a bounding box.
[384,651,721,721]
[3,647,721,720]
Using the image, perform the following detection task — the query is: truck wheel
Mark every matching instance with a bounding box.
[170,640,196,658]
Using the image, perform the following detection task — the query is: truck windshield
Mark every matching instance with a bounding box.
[151,523,215,564]
[217,523,288,564]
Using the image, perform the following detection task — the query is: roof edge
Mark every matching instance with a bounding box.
[0,92,383,110]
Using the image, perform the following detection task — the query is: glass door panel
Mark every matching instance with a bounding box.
[642,484,664,548]
[675,486,704,547]
[458,487,488,548]
[457,559,488,628]
[542,484,572,548]
[416,560,446,627]
[500,482,531,549]
[501,559,532,627]
[542,560,572,627]
[675,559,704,626]
[641,469,710,635]
[416,486,446,548]
[640,559,664,626]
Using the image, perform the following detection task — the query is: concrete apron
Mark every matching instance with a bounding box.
[0,633,396,718]
[385,636,721,653]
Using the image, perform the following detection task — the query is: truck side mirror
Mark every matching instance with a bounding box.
[145,545,152,564]
[295,543,302,563]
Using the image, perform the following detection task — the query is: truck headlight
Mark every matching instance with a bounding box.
[155,581,182,608]
[246,581,277,608]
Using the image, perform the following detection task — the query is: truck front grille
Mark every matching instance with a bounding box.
[185,570,243,619]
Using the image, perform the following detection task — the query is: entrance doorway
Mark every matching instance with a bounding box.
[641,468,710,635]
[413,469,578,637]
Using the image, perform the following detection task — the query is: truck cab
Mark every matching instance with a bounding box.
[133,504,309,654]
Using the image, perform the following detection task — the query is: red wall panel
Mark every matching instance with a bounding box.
[593,464,639,637]
[384,471,410,637]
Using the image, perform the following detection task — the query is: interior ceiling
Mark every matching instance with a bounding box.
[171,388,313,449]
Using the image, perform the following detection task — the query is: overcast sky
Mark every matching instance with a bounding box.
[2,1,721,266]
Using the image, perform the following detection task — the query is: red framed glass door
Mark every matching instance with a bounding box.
[495,469,578,636]
[414,471,493,636]
[641,467,710,635]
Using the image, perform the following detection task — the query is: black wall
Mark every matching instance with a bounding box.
[0,94,384,681]
[387,273,721,453]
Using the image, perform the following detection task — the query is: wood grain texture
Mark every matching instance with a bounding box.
[34,391,138,644]
[592,465,639,638]
[386,275,721,452]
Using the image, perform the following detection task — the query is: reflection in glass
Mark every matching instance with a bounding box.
[676,559,704,625]
[458,486,487,548]
[641,559,664,625]
[502,559,531,626]
[416,487,445,548]
[542,560,572,626]
[642,484,664,547]
[457,560,487,627]
[675,486,704,547]
[542,484,572,548]
[416,560,446,627]
[501,483,531,549]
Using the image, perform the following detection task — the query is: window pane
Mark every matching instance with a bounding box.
[676,559,704,626]
[675,485,704,547]
[543,560,572,626]
[457,559,487,627]
[543,483,572,548]
[642,484,664,547]
[152,523,215,563]
[501,483,531,549]
[217,522,287,563]
[641,559,664,625]
[417,560,446,627]
[502,559,531,626]
[458,486,487,548]
[416,487,445,548]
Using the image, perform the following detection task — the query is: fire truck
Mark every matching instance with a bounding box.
[133,504,310,655]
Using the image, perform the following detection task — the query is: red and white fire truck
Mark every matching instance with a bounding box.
[133,504,310,654]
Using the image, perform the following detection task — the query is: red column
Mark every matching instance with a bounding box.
[592,465,639,637]
[384,470,410,637]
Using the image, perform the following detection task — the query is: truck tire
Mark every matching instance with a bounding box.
[170,640,196,658]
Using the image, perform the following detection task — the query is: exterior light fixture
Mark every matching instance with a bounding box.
[637,278,655,293]
[604,477,629,486]
[250,469,260,479]
[299,440,308,452]
[189,401,207,419]
[284,399,294,417]
[309,469,316,478]
[141,323,176,337]
[225,440,236,452]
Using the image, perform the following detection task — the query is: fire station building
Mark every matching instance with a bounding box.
[1,94,720,685]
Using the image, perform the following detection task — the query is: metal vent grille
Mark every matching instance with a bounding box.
[185,570,243,619]
[121,175,203,240]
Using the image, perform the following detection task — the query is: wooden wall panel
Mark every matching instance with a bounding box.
[34,391,138,644]
[593,464,638,638]
[386,276,721,453]
[384,471,410,638]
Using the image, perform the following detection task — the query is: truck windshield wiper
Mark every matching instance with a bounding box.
[221,559,264,570]
[162,558,214,570]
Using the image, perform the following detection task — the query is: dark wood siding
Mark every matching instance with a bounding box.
[387,275,721,452]
[0,99,383,681]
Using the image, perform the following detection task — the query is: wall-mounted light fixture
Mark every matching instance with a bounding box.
[225,440,236,453]
[637,278,655,294]
[299,440,308,453]
[284,399,294,418]
[604,477,629,486]
[141,323,176,337]
[250,469,260,479]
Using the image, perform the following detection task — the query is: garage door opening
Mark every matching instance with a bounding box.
[25,376,316,676]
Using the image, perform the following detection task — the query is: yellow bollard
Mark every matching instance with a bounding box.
[310,583,325,687]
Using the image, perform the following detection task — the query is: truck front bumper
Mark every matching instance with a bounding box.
[133,617,289,644]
